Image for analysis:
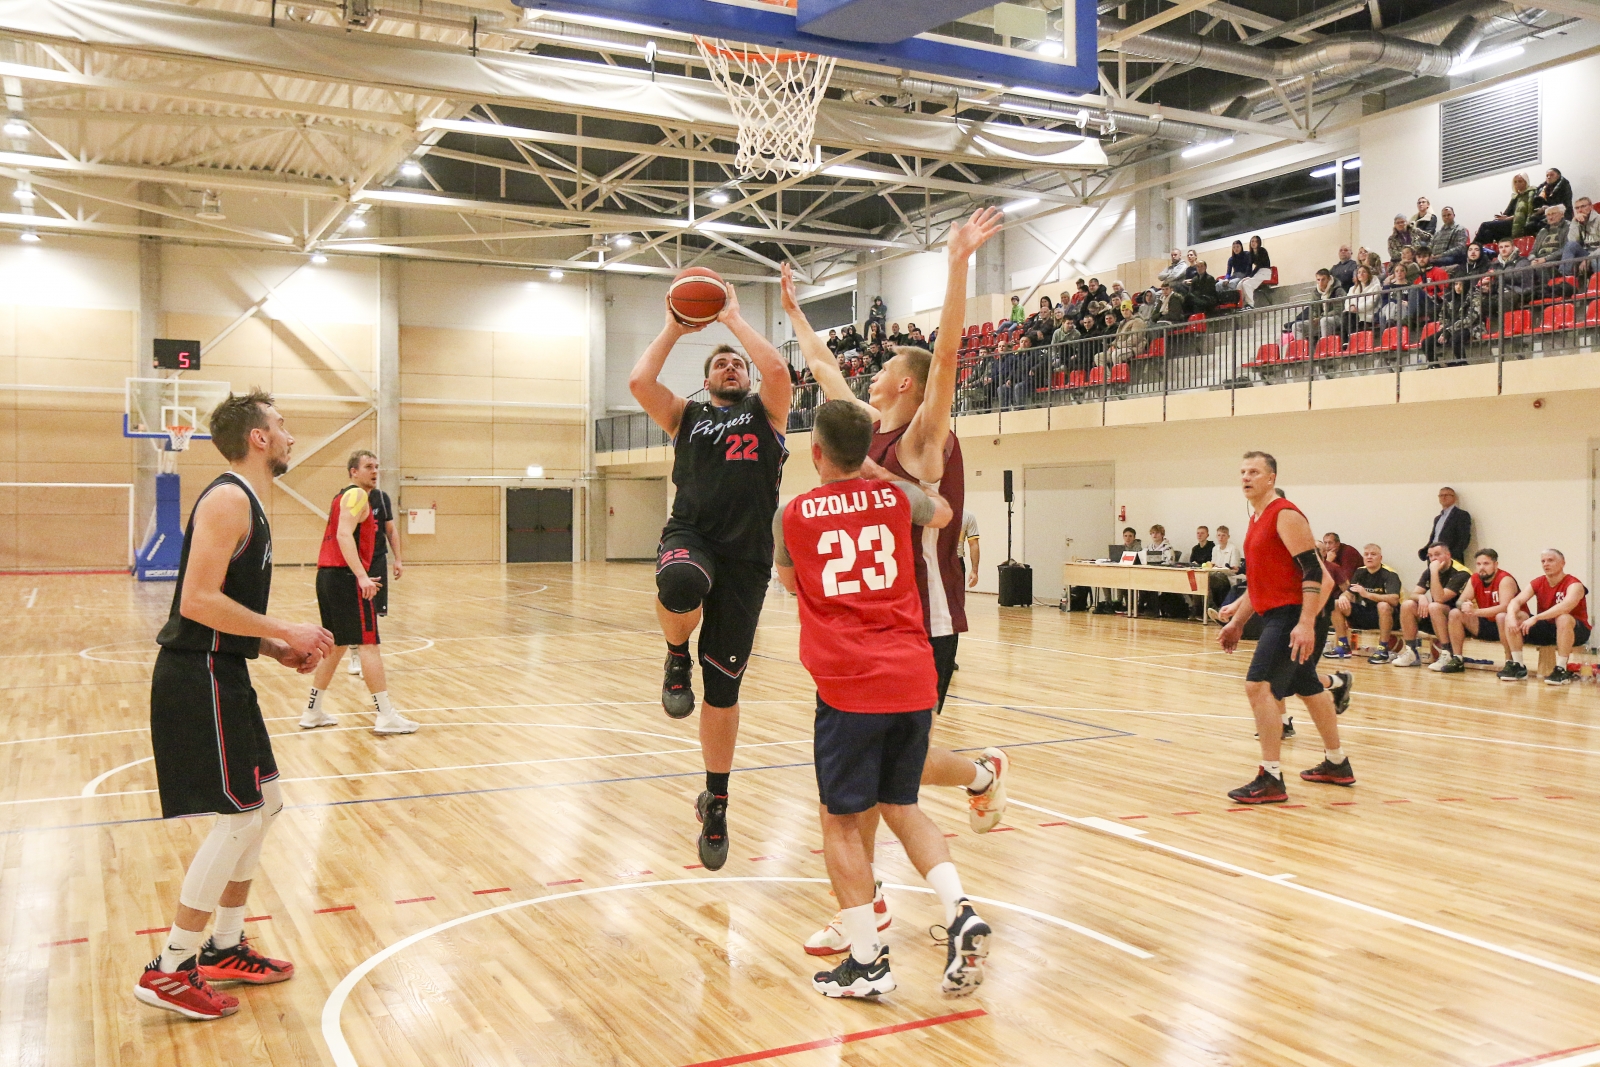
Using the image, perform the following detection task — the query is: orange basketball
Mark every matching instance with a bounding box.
[668,267,728,326]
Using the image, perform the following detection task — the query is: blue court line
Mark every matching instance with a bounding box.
[0,731,1124,836]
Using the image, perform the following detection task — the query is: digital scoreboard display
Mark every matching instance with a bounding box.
[153,339,201,370]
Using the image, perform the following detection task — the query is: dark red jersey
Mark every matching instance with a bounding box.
[1470,570,1517,609]
[1530,573,1589,627]
[869,422,966,638]
[1244,496,1308,613]
[317,484,377,570]
[779,478,937,713]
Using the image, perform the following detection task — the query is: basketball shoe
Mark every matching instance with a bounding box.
[695,790,730,870]
[935,900,991,996]
[812,945,894,998]
[373,710,420,734]
[967,748,1010,833]
[134,957,239,1020]
[1228,767,1287,804]
[804,883,891,956]
[1300,757,1356,785]
[662,651,695,719]
[1330,670,1354,715]
[197,936,294,985]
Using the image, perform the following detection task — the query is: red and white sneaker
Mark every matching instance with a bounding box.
[134,957,240,1020]
[804,883,891,956]
[197,936,295,985]
[967,747,1010,833]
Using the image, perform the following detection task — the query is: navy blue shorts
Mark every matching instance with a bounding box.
[1468,616,1500,643]
[1246,604,1328,700]
[813,696,931,816]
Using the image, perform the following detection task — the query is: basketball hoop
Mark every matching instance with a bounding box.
[696,0,836,178]
[164,425,196,453]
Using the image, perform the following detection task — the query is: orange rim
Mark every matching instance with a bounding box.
[696,0,813,64]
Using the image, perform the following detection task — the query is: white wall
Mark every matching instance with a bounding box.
[605,476,668,559]
[0,235,139,311]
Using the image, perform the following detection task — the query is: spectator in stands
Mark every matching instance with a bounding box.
[825,328,841,353]
[1217,239,1251,298]
[1462,242,1492,278]
[1357,246,1383,276]
[1562,196,1600,271]
[908,324,930,349]
[1085,277,1111,308]
[1330,245,1358,289]
[1331,544,1401,660]
[1412,248,1451,323]
[1392,542,1472,667]
[1388,213,1426,264]
[1430,206,1469,270]
[1190,526,1214,566]
[1529,204,1574,288]
[1051,310,1079,348]
[1491,238,1534,309]
[1186,260,1219,316]
[1475,172,1536,245]
[1423,277,1490,366]
[1321,532,1363,575]
[1152,279,1187,326]
[1294,269,1345,341]
[1066,279,1088,316]
[1105,311,1143,366]
[1533,167,1573,219]
[1008,294,1025,325]
[837,323,860,353]
[887,322,904,344]
[1184,249,1200,278]
[960,348,996,412]
[1236,235,1272,308]
[1421,486,1472,562]
[867,295,886,333]
[1411,196,1438,237]
[996,335,1034,409]
[1156,248,1188,286]
[865,321,884,346]
[1436,548,1519,674]
[1499,548,1589,684]
[1342,264,1383,337]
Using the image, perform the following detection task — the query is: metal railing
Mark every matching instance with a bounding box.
[597,256,1599,447]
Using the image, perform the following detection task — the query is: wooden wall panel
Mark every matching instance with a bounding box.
[400,326,493,377]
[15,307,133,362]
[397,486,499,564]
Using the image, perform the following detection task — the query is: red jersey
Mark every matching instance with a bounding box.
[1530,573,1589,627]
[869,422,966,638]
[1244,496,1308,612]
[317,484,377,570]
[1470,569,1517,609]
[780,478,937,713]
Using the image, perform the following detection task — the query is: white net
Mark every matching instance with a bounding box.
[697,37,836,178]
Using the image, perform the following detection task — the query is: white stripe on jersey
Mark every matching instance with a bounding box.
[923,525,953,638]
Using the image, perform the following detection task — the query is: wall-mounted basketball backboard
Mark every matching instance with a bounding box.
[513,0,1099,93]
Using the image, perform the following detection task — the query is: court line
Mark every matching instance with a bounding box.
[1492,1042,1600,1067]
[319,876,1151,1067]
[1009,797,1600,989]
[81,758,152,796]
[678,1009,987,1067]
[75,637,437,665]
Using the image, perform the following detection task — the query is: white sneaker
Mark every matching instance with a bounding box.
[373,712,420,735]
[299,708,337,729]
[1427,653,1454,672]
[804,884,891,956]
[1391,645,1418,667]
[347,656,362,675]
[967,747,1010,833]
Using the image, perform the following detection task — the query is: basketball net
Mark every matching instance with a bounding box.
[696,22,836,179]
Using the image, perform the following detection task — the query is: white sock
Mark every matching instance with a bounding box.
[1557,653,1570,669]
[306,688,323,714]
[1510,649,1525,664]
[1325,673,1345,689]
[967,761,994,795]
[1281,711,1292,724]
[1324,748,1346,764]
[373,691,394,717]
[841,903,880,965]
[159,924,206,972]
[925,861,966,926]
[211,905,247,950]
[1262,760,1282,779]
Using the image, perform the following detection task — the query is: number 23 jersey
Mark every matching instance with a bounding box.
[666,395,788,562]
[777,478,937,713]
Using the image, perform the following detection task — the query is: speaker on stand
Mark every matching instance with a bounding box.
[997,469,1032,607]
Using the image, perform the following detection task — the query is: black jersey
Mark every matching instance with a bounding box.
[665,393,787,562]
[369,488,394,562]
[156,472,273,659]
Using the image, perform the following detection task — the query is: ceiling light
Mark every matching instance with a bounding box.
[344,215,366,230]
[709,191,730,205]
[310,252,328,264]
[197,190,225,220]
[525,464,544,478]
[1450,44,1524,76]
[613,235,634,248]
[1181,137,1234,159]
[1343,158,1362,170]
[3,117,27,138]
[548,269,564,280]
[19,230,39,243]
[1309,163,1338,178]
[400,160,424,178]
[1001,198,1039,213]
[13,187,33,205]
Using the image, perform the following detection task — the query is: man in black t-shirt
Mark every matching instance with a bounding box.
[1331,544,1402,660]
[1393,542,1472,667]
[629,283,792,871]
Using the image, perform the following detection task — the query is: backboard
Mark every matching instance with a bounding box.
[125,377,234,451]
[513,0,1099,93]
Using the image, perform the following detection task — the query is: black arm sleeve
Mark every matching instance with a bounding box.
[1294,549,1322,582]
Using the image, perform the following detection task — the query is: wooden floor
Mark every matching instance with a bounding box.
[2,564,1598,1067]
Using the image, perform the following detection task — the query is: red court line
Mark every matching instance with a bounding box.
[40,938,88,947]
[677,1008,987,1067]
[135,926,171,936]
[1172,811,1199,816]
[749,856,777,862]
[1330,801,1358,806]
[1492,796,1520,801]
[1038,820,1070,827]
[547,878,583,886]
[809,849,825,854]
[1279,805,1306,809]
[1227,807,1251,813]
[472,887,512,895]
[1382,799,1412,805]
[1546,796,1574,800]
[988,826,1016,832]
[315,905,357,914]
[619,870,653,877]
[683,864,705,870]
[245,914,271,922]
[1490,1040,1600,1067]
[1117,815,1147,821]
[395,896,435,905]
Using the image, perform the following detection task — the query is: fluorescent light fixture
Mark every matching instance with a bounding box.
[525,465,544,478]
[1309,164,1338,178]
[1181,137,1234,159]
[19,230,39,243]
[344,216,366,230]
[3,118,27,138]
[548,269,564,280]
[310,252,328,264]
[1002,198,1039,213]
[613,235,633,248]
[1343,158,1361,170]
[709,191,730,205]
[1450,44,1524,76]
[823,163,891,180]
[13,187,33,204]
[399,160,424,178]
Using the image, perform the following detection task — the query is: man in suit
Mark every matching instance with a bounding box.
[1419,486,1471,563]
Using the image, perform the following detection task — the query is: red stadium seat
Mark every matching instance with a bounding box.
[1068,369,1086,387]
[1312,335,1342,360]
[1088,366,1105,385]
[1503,310,1533,336]
[1534,303,1576,333]
[1110,363,1129,383]
[1514,236,1535,257]
[1587,275,1600,297]
[1144,336,1166,360]
[1588,302,1600,325]
[1376,326,1408,352]
[1282,339,1310,362]
[1245,343,1279,368]
[1346,331,1374,355]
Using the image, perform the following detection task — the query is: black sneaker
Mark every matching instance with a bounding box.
[1434,656,1466,674]
[695,790,730,870]
[662,651,695,719]
[1545,665,1575,686]
[936,900,991,996]
[1330,671,1353,715]
[1300,758,1356,786]
[1227,767,1287,804]
[812,945,895,998]
[1281,716,1295,739]
[1367,648,1391,665]
[1497,661,1528,682]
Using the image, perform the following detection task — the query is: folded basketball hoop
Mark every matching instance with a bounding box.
[696,1,836,178]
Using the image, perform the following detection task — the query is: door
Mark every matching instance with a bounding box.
[606,478,668,560]
[506,488,573,563]
[1023,464,1115,601]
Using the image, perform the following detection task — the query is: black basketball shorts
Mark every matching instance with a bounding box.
[813,696,932,816]
[656,527,770,708]
[150,649,278,818]
[368,557,389,617]
[1526,618,1592,647]
[1346,599,1388,631]
[1468,616,1501,643]
[1246,604,1329,701]
[930,633,958,713]
[317,566,380,646]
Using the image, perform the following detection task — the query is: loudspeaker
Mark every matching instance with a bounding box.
[998,562,1032,607]
[1003,469,1014,503]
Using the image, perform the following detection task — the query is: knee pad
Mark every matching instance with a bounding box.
[657,559,711,614]
[178,809,263,912]
[230,780,282,884]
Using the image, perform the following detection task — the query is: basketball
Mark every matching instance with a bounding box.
[668,267,728,326]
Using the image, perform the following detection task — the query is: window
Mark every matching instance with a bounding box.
[800,288,856,332]
[1440,80,1539,185]
[1187,157,1359,245]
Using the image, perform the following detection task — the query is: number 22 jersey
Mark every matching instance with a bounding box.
[665,394,788,562]
[776,478,937,713]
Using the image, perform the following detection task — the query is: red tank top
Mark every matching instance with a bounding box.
[318,485,377,569]
[1244,496,1307,612]
[1531,573,1589,627]
[868,422,967,637]
[1470,570,1516,608]
[782,478,937,713]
